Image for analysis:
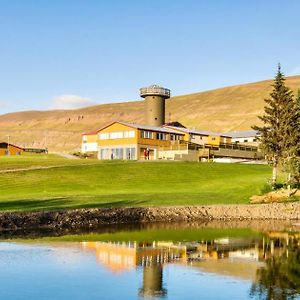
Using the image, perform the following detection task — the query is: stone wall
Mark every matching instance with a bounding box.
[0,202,299,232]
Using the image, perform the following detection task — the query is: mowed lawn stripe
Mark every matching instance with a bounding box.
[0,161,271,211]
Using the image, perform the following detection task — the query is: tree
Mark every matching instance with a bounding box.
[250,250,300,300]
[281,87,300,196]
[253,64,295,187]
[285,89,300,193]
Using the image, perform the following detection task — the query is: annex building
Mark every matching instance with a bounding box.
[0,142,24,156]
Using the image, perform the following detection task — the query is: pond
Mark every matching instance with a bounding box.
[0,221,300,300]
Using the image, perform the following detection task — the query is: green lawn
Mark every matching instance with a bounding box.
[0,153,99,171]
[0,154,271,211]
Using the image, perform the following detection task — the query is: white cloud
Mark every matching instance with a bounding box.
[50,95,96,110]
[0,101,8,108]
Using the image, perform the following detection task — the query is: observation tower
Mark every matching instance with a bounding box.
[140,85,171,127]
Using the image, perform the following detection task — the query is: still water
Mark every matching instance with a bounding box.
[0,221,300,300]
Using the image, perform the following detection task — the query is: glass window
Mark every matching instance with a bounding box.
[100,148,109,159]
[141,131,153,139]
[99,133,109,140]
[125,147,136,160]
[156,133,167,140]
[124,131,135,138]
[110,132,123,139]
[170,134,181,141]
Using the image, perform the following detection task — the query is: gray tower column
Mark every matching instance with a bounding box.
[140,85,171,127]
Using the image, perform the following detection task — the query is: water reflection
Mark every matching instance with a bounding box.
[2,222,300,299]
[250,232,300,300]
[80,230,300,299]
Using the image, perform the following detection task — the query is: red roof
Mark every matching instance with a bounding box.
[82,129,100,135]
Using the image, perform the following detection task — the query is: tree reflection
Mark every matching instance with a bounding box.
[250,250,300,300]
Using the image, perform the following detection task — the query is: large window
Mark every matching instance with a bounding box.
[100,148,110,159]
[156,132,167,140]
[170,134,181,141]
[99,133,109,140]
[124,131,135,138]
[125,148,136,160]
[141,131,153,139]
[110,132,123,139]
[111,148,124,159]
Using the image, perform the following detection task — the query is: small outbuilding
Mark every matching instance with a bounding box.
[0,142,24,156]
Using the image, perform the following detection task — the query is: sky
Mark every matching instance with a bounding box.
[0,0,300,114]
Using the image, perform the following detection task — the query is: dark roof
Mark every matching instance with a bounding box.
[164,121,186,128]
[0,142,24,150]
[164,126,231,137]
[225,130,259,138]
[117,121,185,135]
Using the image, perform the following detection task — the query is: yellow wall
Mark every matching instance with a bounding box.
[82,134,98,143]
[221,136,232,144]
[98,122,138,146]
[207,136,231,146]
[207,136,221,146]
[97,122,183,148]
[181,133,190,142]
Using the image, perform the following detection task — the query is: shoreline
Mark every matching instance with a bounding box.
[0,202,300,233]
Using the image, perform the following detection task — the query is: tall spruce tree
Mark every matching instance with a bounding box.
[286,89,300,191]
[282,88,300,196]
[253,64,295,187]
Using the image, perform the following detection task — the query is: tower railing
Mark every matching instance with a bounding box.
[140,86,171,98]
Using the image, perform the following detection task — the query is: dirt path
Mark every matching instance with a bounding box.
[53,152,80,159]
[0,163,99,174]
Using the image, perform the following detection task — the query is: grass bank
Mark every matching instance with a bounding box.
[0,155,271,211]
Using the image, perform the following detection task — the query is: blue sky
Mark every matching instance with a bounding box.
[0,0,300,114]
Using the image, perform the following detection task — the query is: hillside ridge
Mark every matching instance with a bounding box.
[1,75,300,152]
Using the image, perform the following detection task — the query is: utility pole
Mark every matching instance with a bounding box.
[6,135,10,155]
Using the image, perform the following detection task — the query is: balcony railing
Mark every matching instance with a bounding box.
[140,85,171,98]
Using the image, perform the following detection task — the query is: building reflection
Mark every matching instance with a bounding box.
[81,230,300,299]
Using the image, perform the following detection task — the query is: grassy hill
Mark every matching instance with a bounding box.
[1,76,300,152]
[0,155,270,212]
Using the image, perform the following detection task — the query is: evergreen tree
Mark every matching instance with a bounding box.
[285,89,300,192]
[253,64,295,187]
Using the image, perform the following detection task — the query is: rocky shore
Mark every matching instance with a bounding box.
[0,202,300,232]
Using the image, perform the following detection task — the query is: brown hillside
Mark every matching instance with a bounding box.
[1,76,300,152]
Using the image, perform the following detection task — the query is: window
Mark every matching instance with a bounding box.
[141,131,153,139]
[110,132,123,139]
[211,137,216,141]
[99,133,109,140]
[124,131,135,138]
[125,148,136,160]
[244,139,248,143]
[100,148,110,159]
[156,132,167,140]
[111,148,124,159]
[253,138,257,142]
[170,134,180,141]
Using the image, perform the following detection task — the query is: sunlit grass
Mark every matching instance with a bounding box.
[0,155,271,211]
